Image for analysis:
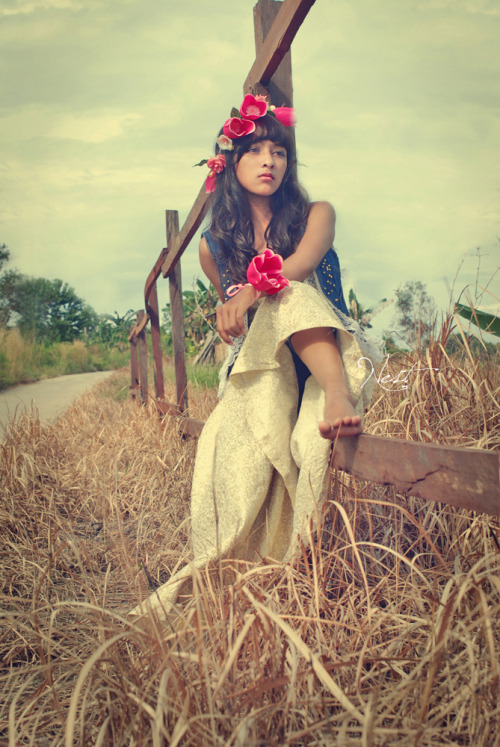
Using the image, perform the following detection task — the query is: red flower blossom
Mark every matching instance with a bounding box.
[205,154,226,193]
[207,155,226,174]
[247,248,290,295]
[272,107,296,127]
[240,94,268,120]
[222,117,256,139]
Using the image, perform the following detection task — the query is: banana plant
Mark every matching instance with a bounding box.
[455,303,500,337]
[348,288,393,329]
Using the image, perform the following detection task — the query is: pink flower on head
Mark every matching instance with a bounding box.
[216,134,234,151]
[273,107,296,127]
[240,94,268,120]
[205,174,217,193]
[205,154,226,193]
[223,117,256,139]
[207,154,226,174]
[247,248,290,295]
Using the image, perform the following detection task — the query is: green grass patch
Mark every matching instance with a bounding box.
[162,361,221,390]
[0,329,129,390]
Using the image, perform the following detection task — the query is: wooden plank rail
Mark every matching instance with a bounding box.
[128,0,499,519]
[173,417,499,518]
[161,185,210,280]
[331,434,499,517]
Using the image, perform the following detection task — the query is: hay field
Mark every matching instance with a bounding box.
[1,336,499,746]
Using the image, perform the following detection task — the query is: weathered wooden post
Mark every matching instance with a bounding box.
[129,327,139,401]
[148,282,165,401]
[253,0,293,106]
[136,309,149,404]
[166,210,188,413]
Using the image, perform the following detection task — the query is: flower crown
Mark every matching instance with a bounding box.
[195,94,296,193]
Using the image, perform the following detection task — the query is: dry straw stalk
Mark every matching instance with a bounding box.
[1,332,499,745]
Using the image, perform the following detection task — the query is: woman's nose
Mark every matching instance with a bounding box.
[262,150,274,167]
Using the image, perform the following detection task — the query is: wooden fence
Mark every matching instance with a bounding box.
[128,0,499,519]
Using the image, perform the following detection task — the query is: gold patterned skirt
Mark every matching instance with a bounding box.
[129,281,378,619]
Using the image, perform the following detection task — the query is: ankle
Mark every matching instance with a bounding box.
[324,381,351,399]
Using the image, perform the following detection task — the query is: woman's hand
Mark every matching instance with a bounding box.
[216,284,262,345]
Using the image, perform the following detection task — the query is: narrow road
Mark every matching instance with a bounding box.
[0,371,115,435]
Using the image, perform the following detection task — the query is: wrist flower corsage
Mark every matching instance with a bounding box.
[227,248,290,297]
[194,94,296,193]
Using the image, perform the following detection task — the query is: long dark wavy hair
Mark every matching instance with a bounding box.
[208,113,310,283]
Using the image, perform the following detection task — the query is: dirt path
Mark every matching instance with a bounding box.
[0,371,115,435]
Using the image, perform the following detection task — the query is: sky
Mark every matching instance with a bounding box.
[1,0,499,342]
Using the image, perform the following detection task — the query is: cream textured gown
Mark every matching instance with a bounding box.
[129,279,379,619]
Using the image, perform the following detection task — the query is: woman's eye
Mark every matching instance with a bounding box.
[249,146,260,153]
[274,150,286,158]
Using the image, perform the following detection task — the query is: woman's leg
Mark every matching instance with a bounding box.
[290,327,362,439]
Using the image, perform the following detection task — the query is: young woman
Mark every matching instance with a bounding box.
[200,104,363,440]
[131,97,380,618]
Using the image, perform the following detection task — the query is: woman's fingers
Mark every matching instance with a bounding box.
[216,286,261,344]
[216,305,246,344]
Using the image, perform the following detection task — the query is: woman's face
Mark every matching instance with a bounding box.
[234,139,288,198]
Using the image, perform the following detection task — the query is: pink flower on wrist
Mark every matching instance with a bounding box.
[247,248,290,295]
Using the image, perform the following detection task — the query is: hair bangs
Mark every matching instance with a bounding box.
[228,114,292,158]
[250,114,291,149]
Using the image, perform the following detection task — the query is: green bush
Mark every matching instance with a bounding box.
[0,329,129,390]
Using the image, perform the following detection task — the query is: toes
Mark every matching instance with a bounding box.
[318,420,363,440]
[318,420,334,437]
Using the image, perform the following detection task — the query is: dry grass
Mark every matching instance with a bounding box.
[1,337,499,746]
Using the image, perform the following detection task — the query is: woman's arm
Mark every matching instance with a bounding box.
[281,201,336,280]
[200,236,261,345]
[200,202,335,345]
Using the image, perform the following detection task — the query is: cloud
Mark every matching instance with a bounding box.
[1,0,102,16]
[48,110,142,143]
[1,0,498,320]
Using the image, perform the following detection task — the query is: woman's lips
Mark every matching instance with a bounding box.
[258,173,274,181]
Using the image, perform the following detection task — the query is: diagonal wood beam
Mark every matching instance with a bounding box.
[245,0,316,91]
[160,0,315,279]
[161,184,210,278]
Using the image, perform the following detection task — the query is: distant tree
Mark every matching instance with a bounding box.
[0,274,97,342]
[93,309,137,347]
[0,245,12,326]
[392,280,437,349]
[0,243,9,274]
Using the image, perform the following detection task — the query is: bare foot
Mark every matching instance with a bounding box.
[318,388,363,439]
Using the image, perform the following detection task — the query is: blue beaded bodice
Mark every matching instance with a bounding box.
[201,229,349,317]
